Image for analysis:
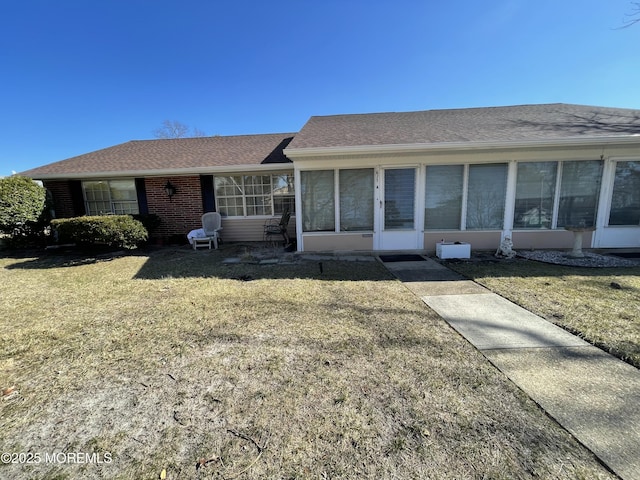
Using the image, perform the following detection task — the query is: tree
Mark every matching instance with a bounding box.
[153,120,207,139]
[622,2,640,27]
[0,175,47,236]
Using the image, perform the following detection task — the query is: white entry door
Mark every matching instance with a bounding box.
[594,160,640,248]
[377,167,421,250]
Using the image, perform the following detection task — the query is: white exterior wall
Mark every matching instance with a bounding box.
[289,140,640,252]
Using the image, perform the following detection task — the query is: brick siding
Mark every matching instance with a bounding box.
[145,176,204,238]
[43,180,76,218]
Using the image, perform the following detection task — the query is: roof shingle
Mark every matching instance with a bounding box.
[286,103,640,150]
[21,133,295,179]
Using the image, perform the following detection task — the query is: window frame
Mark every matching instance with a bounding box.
[424,164,465,230]
[513,161,559,230]
[422,163,509,231]
[339,168,375,232]
[465,163,509,230]
[82,179,139,216]
[214,172,295,218]
[511,159,603,230]
[300,168,375,233]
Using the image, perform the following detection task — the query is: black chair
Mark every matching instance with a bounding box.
[264,208,291,246]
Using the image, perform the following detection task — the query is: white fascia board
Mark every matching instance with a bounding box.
[284,135,640,159]
[29,163,294,181]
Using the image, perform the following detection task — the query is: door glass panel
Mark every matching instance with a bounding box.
[609,161,640,226]
[385,168,415,230]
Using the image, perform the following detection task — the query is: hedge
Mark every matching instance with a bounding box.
[51,215,148,249]
[0,175,47,235]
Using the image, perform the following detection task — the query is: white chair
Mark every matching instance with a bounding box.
[195,212,223,250]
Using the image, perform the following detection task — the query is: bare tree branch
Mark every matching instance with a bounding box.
[153,120,207,138]
[153,120,191,139]
[620,1,640,28]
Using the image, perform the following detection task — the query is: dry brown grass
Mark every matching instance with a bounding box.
[0,246,616,479]
[447,258,640,368]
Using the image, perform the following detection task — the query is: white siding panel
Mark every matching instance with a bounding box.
[220,217,296,242]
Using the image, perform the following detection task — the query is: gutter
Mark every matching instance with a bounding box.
[284,135,640,158]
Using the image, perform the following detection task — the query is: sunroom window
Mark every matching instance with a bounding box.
[301,169,375,233]
[340,169,374,231]
[424,165,463,230]
[466,164,508,230]
[557,160,603,228]
[514,162,558,229]
[301,170,335,231]
[83,180,139,215]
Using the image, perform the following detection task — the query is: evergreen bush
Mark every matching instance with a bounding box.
[51,215,148,249]
[0,176,47,241]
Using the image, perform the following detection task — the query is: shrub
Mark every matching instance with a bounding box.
[51,215,148,249]
[131,213,161,233]
[0,176,47,238]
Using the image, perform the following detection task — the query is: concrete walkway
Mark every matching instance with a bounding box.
[382,257,640,480]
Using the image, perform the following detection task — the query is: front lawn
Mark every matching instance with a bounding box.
[0,247,615,479]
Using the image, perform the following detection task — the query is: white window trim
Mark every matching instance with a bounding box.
[299,167,376,234]
[82,179,139,216]
[214,173,294,218]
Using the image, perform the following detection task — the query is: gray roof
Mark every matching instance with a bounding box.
[20,133,295,179]
[286,103,640,150]
[20,103,640,180]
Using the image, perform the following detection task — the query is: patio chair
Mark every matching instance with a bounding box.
[264,208,291,246]
[194,212,223,250]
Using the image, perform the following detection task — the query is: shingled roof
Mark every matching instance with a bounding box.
[286,103,640,151]
[20,104,640,179]
[21,133,296,179]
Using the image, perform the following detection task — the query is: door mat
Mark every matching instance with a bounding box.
[379,254,426,262]
[609,252,640,259]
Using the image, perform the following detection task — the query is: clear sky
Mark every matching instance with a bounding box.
[1,0,639,176]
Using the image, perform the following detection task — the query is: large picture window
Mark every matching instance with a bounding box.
[514,162,558,229]
[83,180,139,215]
[609,161,640,226]
[214,173,294,217]
[424,165,463,230]
[340,169,374,231]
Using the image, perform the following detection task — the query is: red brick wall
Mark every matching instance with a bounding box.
[43,180,76,219]
[145,176,204,237]
[43,177,205,241]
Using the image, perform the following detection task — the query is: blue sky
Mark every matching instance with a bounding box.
[2,0,639,176]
